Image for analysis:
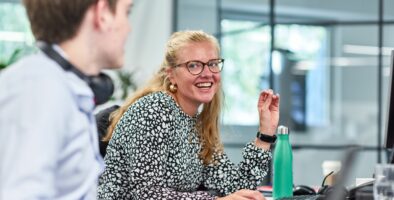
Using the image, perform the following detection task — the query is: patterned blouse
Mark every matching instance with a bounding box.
[98,91,271,199]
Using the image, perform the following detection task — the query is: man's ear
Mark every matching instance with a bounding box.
[92,0,114,30]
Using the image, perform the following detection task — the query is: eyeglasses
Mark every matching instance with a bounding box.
[175,58,224,75]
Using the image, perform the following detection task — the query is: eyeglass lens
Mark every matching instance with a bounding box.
[186,59,223,75]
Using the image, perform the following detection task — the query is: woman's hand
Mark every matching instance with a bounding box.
[255,89,279,149]
[216,189,266,200]
[257,89,280,135]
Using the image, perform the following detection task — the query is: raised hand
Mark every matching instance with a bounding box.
[257,89,280,136]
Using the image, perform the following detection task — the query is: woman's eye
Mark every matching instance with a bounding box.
[209,62,218,67]
[188,62,200,69]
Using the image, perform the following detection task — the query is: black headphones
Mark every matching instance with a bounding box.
[39,43,114,106]
[318,171,348,199]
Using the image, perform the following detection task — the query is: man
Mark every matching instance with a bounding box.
[0,0,133,199]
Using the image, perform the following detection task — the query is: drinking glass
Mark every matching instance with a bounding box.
[374,164,394,200]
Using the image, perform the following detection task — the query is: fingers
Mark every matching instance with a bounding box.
[258,89,280,112]
[269,93,280,111]
[234,189,265,200]
[258,89,274,111]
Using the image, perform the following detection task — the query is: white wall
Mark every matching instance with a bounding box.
[123,0,173,86]
[97,0,173,110]
[177,0,218,35]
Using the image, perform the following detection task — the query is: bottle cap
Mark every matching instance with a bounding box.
[277,125,289,134]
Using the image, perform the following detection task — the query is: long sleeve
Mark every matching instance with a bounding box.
[0,54,103,200]
[203,142,272,196]
[0,75,67,199]
[98,92,216,200]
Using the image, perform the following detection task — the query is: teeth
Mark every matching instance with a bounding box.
[196,82,212,87]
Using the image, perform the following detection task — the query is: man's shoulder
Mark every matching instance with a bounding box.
[0,52,63,83]
[0,53,73,105]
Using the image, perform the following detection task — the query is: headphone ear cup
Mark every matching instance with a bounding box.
[89,73,114,105]
[39,44,114,106]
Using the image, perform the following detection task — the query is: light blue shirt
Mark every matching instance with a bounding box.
[0,46,104,200]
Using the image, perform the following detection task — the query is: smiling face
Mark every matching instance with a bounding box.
[168,41,221,115]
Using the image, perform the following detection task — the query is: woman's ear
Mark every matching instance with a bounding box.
[166,67,175,83]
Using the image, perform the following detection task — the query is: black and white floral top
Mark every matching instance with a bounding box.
[98,91,271,199]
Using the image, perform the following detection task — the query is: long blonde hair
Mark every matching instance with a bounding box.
[103,30,223,165]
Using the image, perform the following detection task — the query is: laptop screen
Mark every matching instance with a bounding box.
[384,50,394,163]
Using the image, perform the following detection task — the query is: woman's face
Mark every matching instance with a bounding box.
[168,41,221,115]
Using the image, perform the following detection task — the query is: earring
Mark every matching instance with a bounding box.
[169,84,177,93]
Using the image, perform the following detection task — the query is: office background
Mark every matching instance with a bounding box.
[1,0,394,186]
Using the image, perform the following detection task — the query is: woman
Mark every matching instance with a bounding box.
[98,30,280,200]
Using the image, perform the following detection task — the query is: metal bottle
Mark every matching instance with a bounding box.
[273,125,293,199]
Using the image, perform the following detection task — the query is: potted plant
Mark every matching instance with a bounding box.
[0,49,23,71]
[116,70,137,100]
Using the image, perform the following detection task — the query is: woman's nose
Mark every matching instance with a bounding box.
[200,64,213,76]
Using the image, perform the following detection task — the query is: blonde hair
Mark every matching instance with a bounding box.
[104,30,223,165]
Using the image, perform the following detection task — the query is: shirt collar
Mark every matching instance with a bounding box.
[38,42,96,113]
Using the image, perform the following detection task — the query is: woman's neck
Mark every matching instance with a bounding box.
[169,92,199,117]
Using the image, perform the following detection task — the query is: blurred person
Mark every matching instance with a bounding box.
[98,30,280,200]
[0,0,133,199]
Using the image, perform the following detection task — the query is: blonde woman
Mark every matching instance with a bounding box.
[98,30,280,200]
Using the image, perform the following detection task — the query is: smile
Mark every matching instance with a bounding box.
[196,82,213,88]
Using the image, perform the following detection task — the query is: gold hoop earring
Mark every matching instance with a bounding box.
[169,84,177,93]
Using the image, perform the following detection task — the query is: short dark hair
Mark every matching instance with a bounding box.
[23,0,118,44]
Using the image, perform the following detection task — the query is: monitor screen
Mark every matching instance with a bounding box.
[384,50,394,163]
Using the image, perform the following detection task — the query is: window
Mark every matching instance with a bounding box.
[0,2,33,63]
[221,20,270,125]
[221,19,329,128]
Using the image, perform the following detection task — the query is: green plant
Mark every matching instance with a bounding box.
[116,70,137,100]
[0,49,23,71]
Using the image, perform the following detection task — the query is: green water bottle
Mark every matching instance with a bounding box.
[273,125,293,199]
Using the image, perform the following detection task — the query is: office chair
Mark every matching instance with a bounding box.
[95,105,120,158]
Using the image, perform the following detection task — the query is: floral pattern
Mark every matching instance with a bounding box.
[98,92,271,199]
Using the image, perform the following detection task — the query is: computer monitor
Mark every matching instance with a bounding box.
[384,50,394,163]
